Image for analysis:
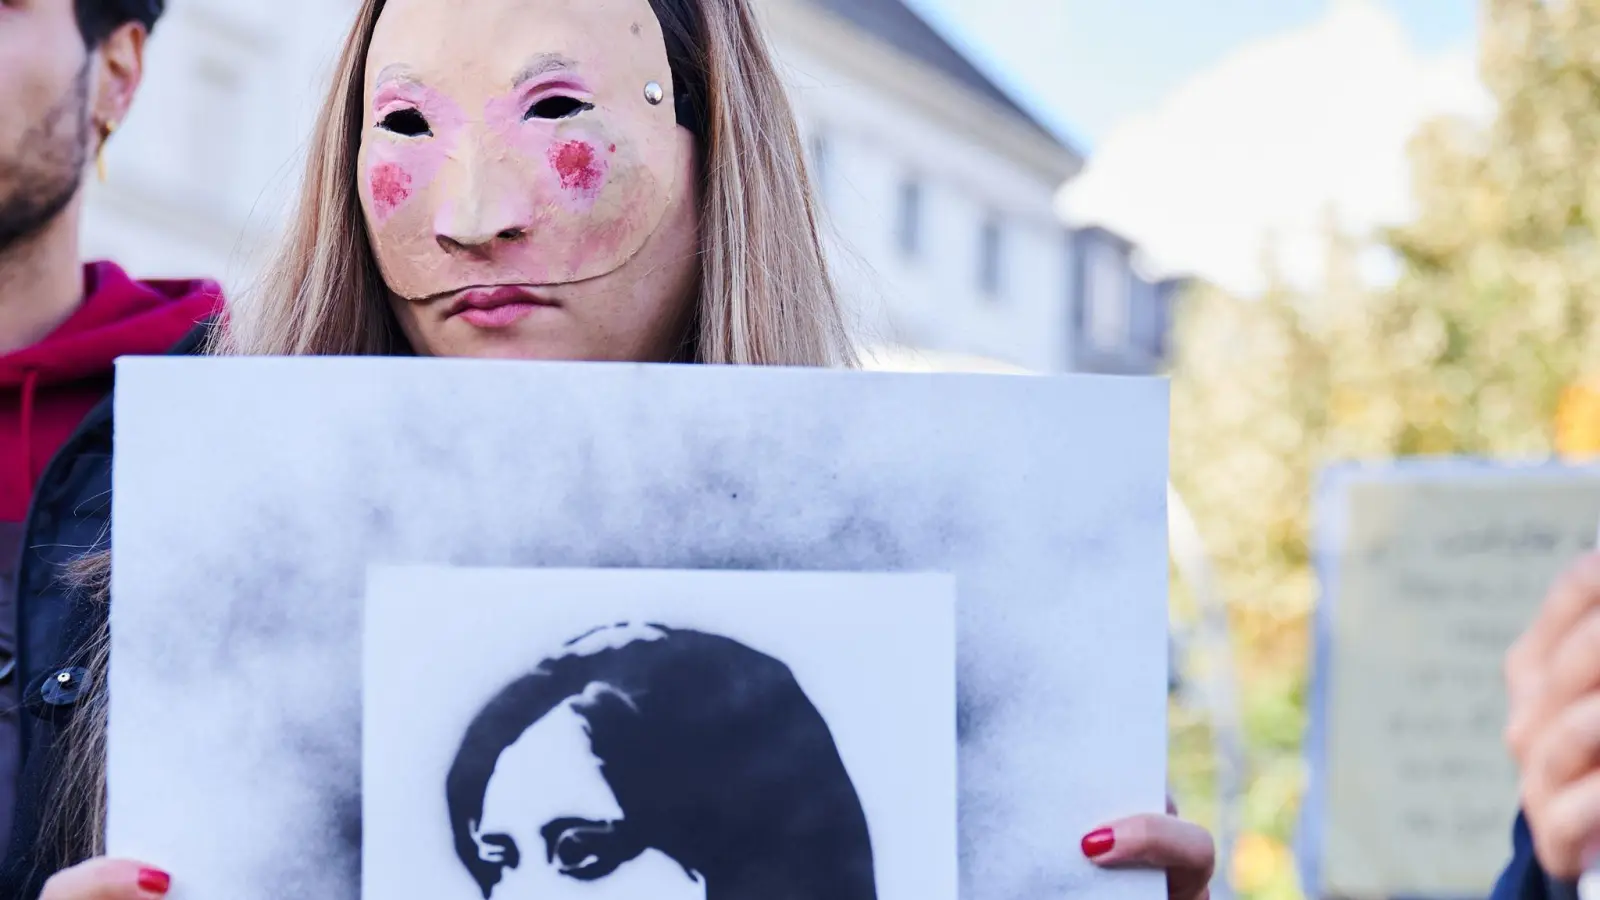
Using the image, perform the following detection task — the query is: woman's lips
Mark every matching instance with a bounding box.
[460,303,541,328]
[446,285,558,329]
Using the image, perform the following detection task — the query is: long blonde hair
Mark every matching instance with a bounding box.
[48,0,853,864]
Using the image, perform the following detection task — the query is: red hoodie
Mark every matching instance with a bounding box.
[0,261,223,521]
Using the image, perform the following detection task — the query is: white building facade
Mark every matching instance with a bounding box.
[80,0,1180,375]
[763,0,1085,373]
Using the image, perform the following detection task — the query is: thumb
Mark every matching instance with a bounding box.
[40,858,171,900]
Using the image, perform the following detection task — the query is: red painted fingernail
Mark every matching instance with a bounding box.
[137,867,171,895]
[1082,827,1115,858]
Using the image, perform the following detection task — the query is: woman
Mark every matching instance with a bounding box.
[447,623,874,900]
[13,0,1216,897]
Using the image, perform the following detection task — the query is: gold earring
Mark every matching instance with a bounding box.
[96,120,116,183]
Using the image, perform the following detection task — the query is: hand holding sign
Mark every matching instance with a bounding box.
[1506,549,1600,880]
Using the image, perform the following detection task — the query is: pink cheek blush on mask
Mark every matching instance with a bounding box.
[369,163,415,221]
[549,140,608,198]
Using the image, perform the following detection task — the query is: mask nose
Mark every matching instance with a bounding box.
[434,145,536,254]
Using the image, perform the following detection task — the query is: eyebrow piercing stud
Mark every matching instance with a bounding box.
[644,81,665,105]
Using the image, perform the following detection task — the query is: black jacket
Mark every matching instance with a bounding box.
[1492,814,1581,900]
[0,323,209,898]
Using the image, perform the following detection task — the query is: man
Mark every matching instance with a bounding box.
[0,0,221,872]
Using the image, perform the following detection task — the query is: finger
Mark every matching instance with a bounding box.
[1512,554,1600,699]
[1511,610,1600,763]
[1083,814,1215,875]
[1524,692,1600,812]
[1533,768,1600,880]
[40,859,170,900]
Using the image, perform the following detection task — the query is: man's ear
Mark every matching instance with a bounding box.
[90,22,148,140]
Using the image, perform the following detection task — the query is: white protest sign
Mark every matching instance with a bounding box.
[108,358,1170,900]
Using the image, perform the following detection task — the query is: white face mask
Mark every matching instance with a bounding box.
[358,0,688,302]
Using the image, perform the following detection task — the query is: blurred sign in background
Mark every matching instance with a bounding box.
[1300,464,1600,899]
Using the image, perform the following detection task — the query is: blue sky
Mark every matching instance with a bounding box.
[908,0,1480,150]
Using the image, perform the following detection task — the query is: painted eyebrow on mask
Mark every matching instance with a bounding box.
[513,53,583,88]
[373,63,425,90]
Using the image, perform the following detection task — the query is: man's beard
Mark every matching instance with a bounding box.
[0,62,91,254]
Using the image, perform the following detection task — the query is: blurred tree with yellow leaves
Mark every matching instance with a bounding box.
[1167,1,1600,897]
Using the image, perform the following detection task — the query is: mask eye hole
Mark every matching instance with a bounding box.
[379,108,431,137]
[526,96,594,120]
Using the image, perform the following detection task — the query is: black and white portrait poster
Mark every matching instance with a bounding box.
[106,358,1170,900]
[362,566,956,900]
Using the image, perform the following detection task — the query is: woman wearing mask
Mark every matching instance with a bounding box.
[7,0,1216,897]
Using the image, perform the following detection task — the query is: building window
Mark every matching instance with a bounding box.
[1086,244,1130,350]
[897,178,922,258]
[979,216,1004,296]
[1150,280,1183,358]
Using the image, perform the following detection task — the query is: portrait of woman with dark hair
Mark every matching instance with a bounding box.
[445,623,877,900]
